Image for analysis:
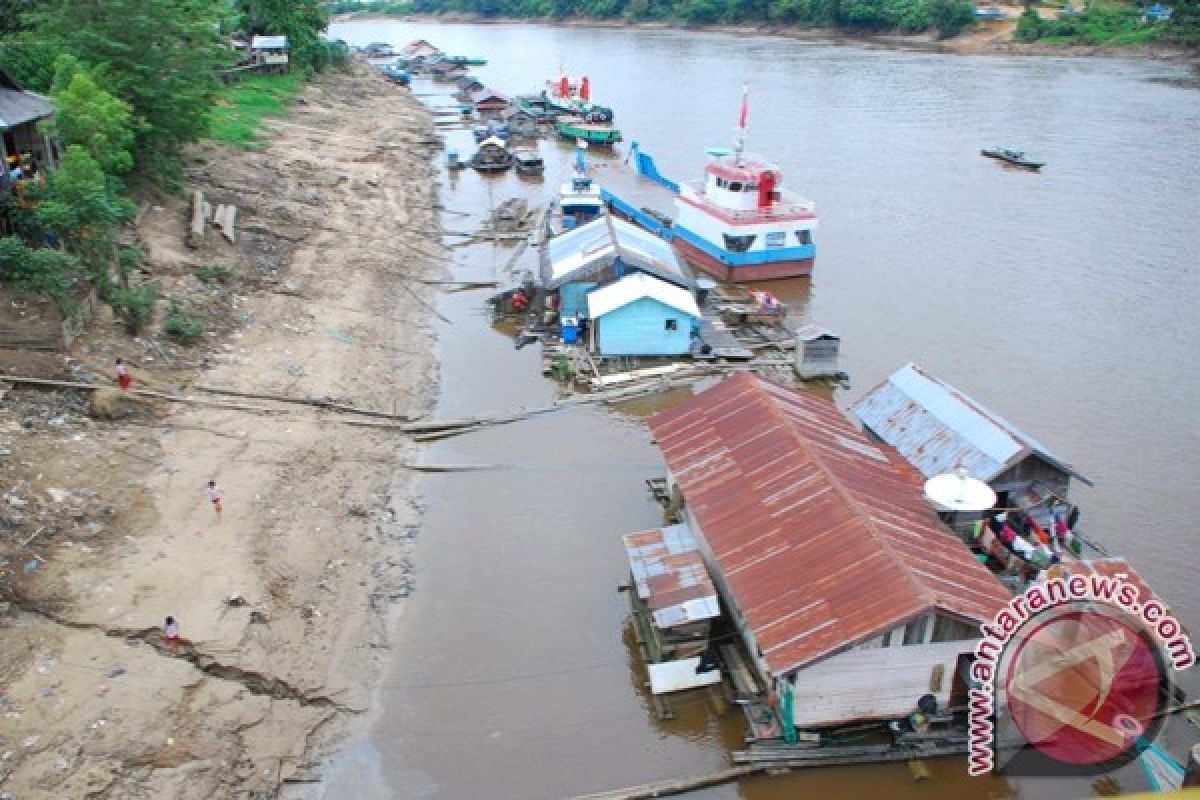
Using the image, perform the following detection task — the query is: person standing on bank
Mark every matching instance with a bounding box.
[115,358,132,390]
[206,480,224,518]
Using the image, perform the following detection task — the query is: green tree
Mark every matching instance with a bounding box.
[31,0,231,181]
[31,145,131,287]
[0,236,83,307]
[46,56,137,176]
[0,36,64,92]
[928,0,974,36]
[1167,0,1200,43]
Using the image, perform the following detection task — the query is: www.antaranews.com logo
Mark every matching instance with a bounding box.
[968,572,1195,777]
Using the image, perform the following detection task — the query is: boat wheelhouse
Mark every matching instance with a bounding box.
[551,143,603,233]
[603,88,818,282]
[669,147,817,281]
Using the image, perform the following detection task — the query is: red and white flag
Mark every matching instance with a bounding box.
[738,84,749,130]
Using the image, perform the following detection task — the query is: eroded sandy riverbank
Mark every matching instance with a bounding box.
[0,63,443,798]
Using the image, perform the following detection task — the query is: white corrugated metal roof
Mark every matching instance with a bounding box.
[795,324,838,341]
[0,89,53,131]
[851,362,1087,484]
[543,215,690,288]
[588,273,700,320]
[251,35,289,50]
[647,658,722,694]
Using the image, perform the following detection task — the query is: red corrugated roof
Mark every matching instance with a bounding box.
[648,372,1012,676]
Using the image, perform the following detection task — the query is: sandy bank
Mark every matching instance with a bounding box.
[0,63,443,798]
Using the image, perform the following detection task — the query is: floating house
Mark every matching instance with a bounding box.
[648,373,1011,729]
[470,88,511,114]
[623,524,722,694]
[540,215,694,322]
[401,39,442,58]
[250,35,290,71]
[851,362,1090,501]
[586,272,700,357]
[0,70,56,201]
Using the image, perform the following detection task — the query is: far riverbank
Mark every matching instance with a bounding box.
[335,10,1200,63]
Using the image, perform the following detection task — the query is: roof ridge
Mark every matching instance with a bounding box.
[753,375,936,611]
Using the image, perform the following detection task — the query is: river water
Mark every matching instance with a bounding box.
[325,19,1200,800]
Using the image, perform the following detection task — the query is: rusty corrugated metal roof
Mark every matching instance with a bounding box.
[623,524,720,629]
[648,372,1012,676]
[850,362,1089,485]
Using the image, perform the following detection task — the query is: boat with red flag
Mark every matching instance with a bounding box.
[602,87,818,281]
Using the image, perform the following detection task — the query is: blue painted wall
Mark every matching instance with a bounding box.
[559,281,597,319]
[594,297,696,356]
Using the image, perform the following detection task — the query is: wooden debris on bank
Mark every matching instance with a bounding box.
[213,203,239,243]
[187,189,207,248]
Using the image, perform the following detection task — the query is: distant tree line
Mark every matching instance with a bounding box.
[331,0,979,38]
[330,0,1200,43]
[0,0,338,320]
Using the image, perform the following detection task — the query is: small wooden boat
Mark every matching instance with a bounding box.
[515,95,559,123]
[469,136,514,173]
[514,149,545,177]
[443,55,488,66]
[981,147,1044,170]
[556,116,622,146]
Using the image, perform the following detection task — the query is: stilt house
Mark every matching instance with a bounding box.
[0,70,56,202]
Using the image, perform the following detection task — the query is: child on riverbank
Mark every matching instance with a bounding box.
[115,358,132,390]
[206,480,224,517]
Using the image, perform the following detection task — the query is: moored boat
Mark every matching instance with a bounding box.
[513,149,545,177]
[469,136,514,173]
[550,142,603,234]
[981,147,1044,170]
[556,115,622,146]
[604,89,817,282]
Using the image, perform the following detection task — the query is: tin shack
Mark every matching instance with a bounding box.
[648,372,1011,729]
[851,362,1091,502]
[539,213,694,330]
[0,70,55,205]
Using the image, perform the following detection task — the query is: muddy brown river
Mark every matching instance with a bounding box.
[323,20,1200,800]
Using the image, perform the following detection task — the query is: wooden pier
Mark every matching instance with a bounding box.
[695,316,754,360]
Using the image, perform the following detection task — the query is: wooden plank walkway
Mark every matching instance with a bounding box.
[570,765,765,800]
[695,316,754,360]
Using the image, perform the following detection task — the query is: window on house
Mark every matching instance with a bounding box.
[722,234,757,253]
[796,230,812,245]
[664,319,678,332]
[728,181,743,192]
[932,615,976,642]
[903,616,927,646]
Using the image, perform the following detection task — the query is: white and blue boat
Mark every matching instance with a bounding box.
[602,90,818,282]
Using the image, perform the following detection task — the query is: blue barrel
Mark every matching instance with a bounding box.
[561,317,579,344]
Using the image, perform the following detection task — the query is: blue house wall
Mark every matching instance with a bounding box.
[558,281,597,319]
[595,297,695,356]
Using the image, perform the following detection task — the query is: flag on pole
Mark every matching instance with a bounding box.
[738,84,749,131]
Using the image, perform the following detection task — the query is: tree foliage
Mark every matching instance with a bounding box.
[29,0,232,180]
[0,236,82,306]
[29,145,132,289]
[46,56,137,177]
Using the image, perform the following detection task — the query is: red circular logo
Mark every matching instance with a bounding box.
[1003,607,1166,767]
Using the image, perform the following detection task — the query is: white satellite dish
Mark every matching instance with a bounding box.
[924,466,997,512]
